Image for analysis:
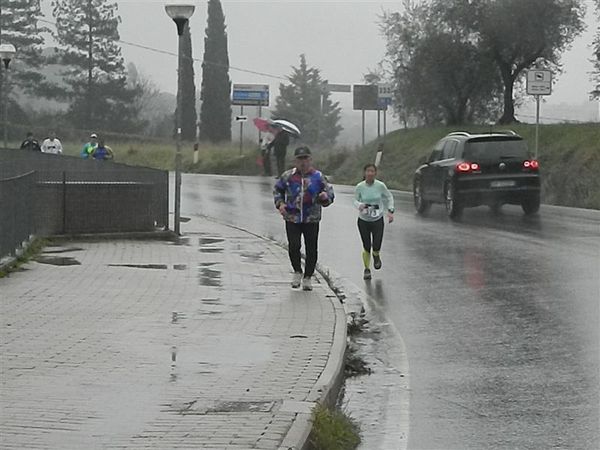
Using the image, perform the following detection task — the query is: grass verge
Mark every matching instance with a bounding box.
[331,123,600,209]
[0,238,47,278]
[308,403,361,450]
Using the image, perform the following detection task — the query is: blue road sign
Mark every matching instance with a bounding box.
[232,84,270,106]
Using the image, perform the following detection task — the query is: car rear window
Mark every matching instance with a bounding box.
[464,138,529,161]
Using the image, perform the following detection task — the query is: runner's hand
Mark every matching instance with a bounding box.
[359,203,367,211]
[318,192,329,203]
[278,204,287,216]
[387,212,394,223]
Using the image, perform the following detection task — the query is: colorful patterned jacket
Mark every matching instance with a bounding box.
[273,167,334,223]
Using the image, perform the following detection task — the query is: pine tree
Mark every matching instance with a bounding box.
[0,1,48,94]
[199,0,231,142]
[52,0,141,132]
[273,54,342,146]
[177,23,197,141]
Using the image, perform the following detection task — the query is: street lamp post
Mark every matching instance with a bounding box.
[0,43,16,149]
[165,3,195,235]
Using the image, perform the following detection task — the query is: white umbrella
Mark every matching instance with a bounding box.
[272,119,301,137]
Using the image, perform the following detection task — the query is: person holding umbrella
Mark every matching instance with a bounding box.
[267,128,290,176]
[253,118,301,177]
[274,146,334,291]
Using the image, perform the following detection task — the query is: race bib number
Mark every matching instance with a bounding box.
[366,205,379,218]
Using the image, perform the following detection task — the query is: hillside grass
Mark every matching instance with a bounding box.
[58,139,348,177]
[53,122,599,209]
[331,123,600,210]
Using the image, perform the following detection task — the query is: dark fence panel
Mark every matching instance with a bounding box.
[0,171,35,259]
[0,150,169,258]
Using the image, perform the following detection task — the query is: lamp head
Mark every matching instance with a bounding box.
[165,4,195,20]
[165,4,195,35]
[0,43,16,69]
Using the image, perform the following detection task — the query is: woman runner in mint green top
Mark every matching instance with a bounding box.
[354,164,395,280]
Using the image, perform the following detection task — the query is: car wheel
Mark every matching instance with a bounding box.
[413,179,431,214]
[445,181,463,219]
[521,195,540,215]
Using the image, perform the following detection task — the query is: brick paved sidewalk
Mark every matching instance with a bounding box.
[0,218,345,449]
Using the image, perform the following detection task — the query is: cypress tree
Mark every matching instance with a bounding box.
[199,0,231,142]
[177,23,197,141]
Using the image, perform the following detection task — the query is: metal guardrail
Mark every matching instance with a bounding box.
[0,149,169,259]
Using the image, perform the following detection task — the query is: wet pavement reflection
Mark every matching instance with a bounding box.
[181,174,599,450]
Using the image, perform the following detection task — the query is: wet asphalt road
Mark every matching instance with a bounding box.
[180,174,599,450]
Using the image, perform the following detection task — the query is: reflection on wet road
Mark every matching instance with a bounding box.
[181,174,599,450]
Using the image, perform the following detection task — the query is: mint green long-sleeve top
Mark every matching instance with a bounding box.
[354,179,395,222]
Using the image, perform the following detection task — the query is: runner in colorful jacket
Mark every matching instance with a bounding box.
[273,147,334,223]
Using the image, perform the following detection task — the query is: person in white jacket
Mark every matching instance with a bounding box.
[40,131,63,155]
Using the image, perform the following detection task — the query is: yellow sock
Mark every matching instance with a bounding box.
[362,250,371,268]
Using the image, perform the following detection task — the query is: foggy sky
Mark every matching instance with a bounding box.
[39,0,600,136]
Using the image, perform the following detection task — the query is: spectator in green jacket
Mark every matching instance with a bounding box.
[81,133,98,159]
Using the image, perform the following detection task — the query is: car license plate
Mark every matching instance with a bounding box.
[491,180,516,188]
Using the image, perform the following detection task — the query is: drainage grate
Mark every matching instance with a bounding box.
[207,401,276,413]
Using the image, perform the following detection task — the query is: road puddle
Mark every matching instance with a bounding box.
[34,255,81,266]
[341,322,410,450]
[169,236,191,246]
[199,237,224,246]
[198,267,222,287]
[239,251,264,262]
[42,247,84,254]
[199,247,224,254]
[108,263,168,270]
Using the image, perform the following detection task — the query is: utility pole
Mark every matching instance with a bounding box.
[87,0,93,128]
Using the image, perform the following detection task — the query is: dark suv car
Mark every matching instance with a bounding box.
[413,131,540,218]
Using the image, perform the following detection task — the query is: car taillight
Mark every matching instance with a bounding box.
[456,162,480,173]
[523,160,539,170]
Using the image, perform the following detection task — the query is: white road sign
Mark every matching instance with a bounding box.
[378,83,393,99]
[526,70,552,95]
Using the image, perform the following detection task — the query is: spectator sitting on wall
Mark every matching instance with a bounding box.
[20,131,42,152]
[81,133,98,159]
[40,131,63,155]
[92,138,114,161]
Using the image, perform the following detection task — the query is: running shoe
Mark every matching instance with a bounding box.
[373,254,382,270]
[302,277,313,291]
[292,272,302,288]
[363,268,372,280]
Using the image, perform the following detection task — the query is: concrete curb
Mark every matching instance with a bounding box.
[278,289,347,450]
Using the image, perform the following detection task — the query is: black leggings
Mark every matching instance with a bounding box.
[357,217,384,252]
[285,221,319,277]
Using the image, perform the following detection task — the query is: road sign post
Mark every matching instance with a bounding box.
[378,84,393,140]
[239,106,244,155]
[526,70,552,158]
